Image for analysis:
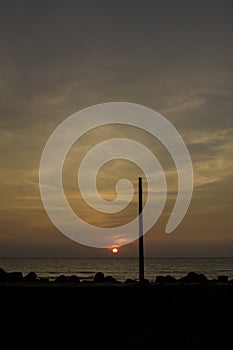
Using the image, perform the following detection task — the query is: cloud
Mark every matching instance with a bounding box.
[0,1,232,255]
[186,128,233,187]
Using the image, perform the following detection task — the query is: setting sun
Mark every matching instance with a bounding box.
[112,247,119,254]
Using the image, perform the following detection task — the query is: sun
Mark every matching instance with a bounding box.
[111,247,119,254]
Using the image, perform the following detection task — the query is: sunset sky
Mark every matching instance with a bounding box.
[0,1,232,257]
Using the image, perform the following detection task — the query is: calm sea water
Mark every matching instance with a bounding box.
[0,257,233,282]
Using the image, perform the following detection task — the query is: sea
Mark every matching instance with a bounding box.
[0,257,233,282]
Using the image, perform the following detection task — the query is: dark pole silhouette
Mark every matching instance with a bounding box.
[138,177,144,282]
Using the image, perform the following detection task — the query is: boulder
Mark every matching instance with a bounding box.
[140,278,150,284]
[39,277,50,282]
[178,271,208,283]
[6,271,23,282]
[155,275,177,283]
[0,268,7,281]
[217,275,228,283]
[94,272,105,283]
[104,275,118,283]
[55,274,68,282]
[68,275,80,283]
[24,271,37,281]
[124,278,138,284]
[0,267,6,276]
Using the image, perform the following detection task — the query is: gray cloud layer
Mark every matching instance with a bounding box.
[0,1,232,256]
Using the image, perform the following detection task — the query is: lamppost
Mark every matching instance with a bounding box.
[138,177,144,283]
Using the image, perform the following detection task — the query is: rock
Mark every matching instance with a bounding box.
[104,275,118,283]
[218,275,228,283]
[55,274,68,282]
[155,275,177,283]
[140,278,150,284]
[6,272,23,282]
[24,272,37,281]
[179,271,208,283]
[0,267,6,276]
[94,272,105,283]
[68,275,80,283]
[39,277,50,282]
[0,268,7,281]
[124,278,138,284]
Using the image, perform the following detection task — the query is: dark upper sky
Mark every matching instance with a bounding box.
[0,1,232,257]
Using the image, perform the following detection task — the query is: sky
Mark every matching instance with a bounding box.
[0,0,232,257]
